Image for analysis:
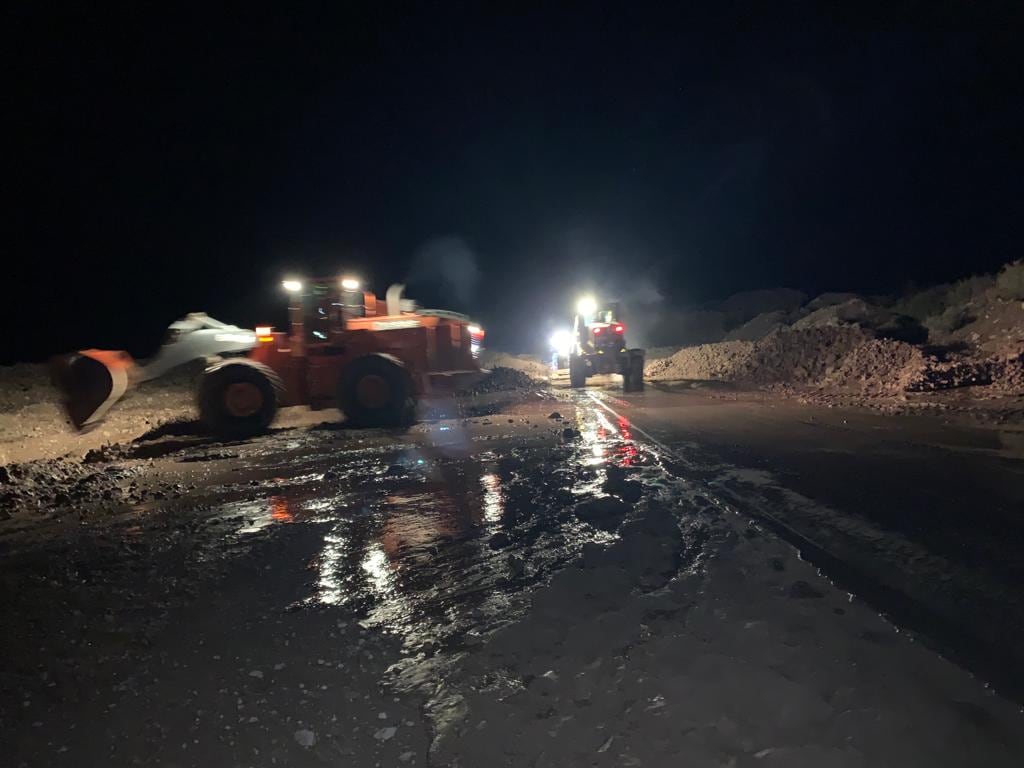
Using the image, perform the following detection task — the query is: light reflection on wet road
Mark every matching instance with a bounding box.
[204,396,672,664]
[583,385,1024,703]
[7,387,1024,765]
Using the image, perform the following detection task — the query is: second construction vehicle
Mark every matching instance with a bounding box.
[568,296,645,391]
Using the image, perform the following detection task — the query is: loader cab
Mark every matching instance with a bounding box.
[291,280,336,344]
[573,301,626,353]
[285,277,369,346]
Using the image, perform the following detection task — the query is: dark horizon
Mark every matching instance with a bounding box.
[8,2,1023,362]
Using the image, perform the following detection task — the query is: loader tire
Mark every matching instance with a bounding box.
[569,355,587,389]
[339,354,414,428]
[624,349,645,392]
[198,360,282,438]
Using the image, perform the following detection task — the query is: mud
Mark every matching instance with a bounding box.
[3,390,1024,766]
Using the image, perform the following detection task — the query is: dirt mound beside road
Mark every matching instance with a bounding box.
[645,327,870,386]
[463,366,539,394]
[737,326,870,385]
[644,260,1024,416]
[822,338,927,394]
[478,350,550,380]
[644,340,754,381]
[645,323,1024,416]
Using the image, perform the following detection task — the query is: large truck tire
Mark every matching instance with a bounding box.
[198,360,283,438]
[339,354,414,428]
[623,349,645,392]
[569,355,587,388]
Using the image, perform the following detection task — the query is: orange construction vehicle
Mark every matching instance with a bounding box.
[52,276,486,436]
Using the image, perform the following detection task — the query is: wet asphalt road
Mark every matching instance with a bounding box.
[3,384,1024,765]
[590,385,1024,700]
[2,392,660,765]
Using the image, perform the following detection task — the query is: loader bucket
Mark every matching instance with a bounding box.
[50,349,135,431]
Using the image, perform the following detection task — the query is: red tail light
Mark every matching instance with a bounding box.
[593,327,603,334]
[614,324,624,333]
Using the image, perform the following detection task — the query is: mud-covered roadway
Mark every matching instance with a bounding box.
[2,381,1024,767]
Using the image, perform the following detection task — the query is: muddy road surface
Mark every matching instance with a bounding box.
[2,386,1024,766]
[597,384,1024,700]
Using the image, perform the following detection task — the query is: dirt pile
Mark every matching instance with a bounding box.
[645,328,870,386]
[898,261,1023,354]
[463,366,539,394]
[478,350,550,380]
[645,260,1024,411]
[792,298,877,329]
[993,352,1024,393]
[0,457,139,519]
[646,323,1024,407]
[822,338,926,393]
[942,295,1023,354]
[644,340,754,381]
[737,327,870,385]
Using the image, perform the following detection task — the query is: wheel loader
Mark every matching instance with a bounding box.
[51,277,486,437]
[568,296,644,391]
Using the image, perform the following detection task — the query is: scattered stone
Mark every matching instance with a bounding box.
[604,477,643,504]
[574,496,631,531]
[294,729,316,748]
[507,554,526,576]
[489,532,512,549]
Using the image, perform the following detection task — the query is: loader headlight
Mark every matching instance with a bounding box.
[340,277,361,291]
[576,296,597,316]
[282,279,303,293]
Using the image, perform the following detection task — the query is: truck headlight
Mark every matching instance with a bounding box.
[549,329,573,357]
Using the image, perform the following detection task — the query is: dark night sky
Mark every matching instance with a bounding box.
[7,2,1024,362]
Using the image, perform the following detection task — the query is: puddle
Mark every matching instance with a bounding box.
[195,397,695,667]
